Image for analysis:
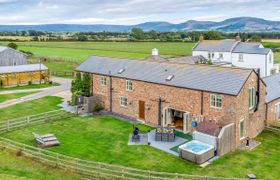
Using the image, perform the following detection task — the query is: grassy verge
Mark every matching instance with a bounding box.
[0,96,62,121]
[0,91,39,103]
[0,150,80,180]
[0,83,59,91]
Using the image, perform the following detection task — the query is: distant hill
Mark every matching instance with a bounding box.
[0,17,280,32]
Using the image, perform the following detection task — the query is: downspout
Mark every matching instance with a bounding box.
[254,69,260,112]
[158,97,162,126]
[109,71,113,113]
[265,55,268,76]
[201,91,204,115]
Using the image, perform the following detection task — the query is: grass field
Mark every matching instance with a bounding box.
[0,91,39,103]
[0,151,79,180]
[0,83,59,91]
[0,96,62,121]
[2,114,279,179]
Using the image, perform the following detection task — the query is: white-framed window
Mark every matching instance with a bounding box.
[100,76,107,86]
[212,53,214,58]
[238,54,244,62]
[240,119,245,139]
[120,97,128,107]
[208,53,211,59]
[210,94,222,108]
[249,87,255,109]
[275,103,280,121]
[219,53,223,60]
[126,80,133,91]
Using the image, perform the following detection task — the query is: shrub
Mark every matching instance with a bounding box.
[28,81,32,85]
[7,42,18,50]
[93,104,104,113]
[0,80,3,88]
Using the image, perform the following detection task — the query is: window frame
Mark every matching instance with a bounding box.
[210,94,222,109]
[248,87,255,110]
[275,103,280,121]
[240,118,245,140]
[238,53,244,62]
[120,96,128,107]
[219,53,223,60]
[125,80,133,91]
[100,76,107,86]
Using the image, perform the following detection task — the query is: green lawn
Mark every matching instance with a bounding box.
[0,91,39,103]
[0,151,80,180]
[0,83,59,91]
[2,113,280,179]
[0,96,62,121]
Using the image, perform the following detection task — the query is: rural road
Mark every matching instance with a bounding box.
[0,77,72,109]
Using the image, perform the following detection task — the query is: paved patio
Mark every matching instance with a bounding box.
[147,130,190,156]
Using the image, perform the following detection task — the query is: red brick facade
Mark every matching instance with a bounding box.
[91,71,266,147]
[266,98,280,126]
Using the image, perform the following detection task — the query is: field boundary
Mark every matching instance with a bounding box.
[0,110,245,180]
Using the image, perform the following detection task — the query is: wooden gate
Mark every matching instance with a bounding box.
[139,101,145,120]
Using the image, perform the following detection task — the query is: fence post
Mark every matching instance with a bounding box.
[27,116,30,124]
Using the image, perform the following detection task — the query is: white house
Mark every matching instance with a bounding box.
[192,37,278,77]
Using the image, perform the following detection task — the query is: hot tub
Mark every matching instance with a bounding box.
[178,140,215,164]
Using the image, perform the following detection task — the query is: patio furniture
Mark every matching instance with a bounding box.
[32,132,60,148]
[155,127,175,142]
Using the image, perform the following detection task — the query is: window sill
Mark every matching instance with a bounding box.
[210,106,222,110]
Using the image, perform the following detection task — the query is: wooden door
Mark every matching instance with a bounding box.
[139,101,145,120]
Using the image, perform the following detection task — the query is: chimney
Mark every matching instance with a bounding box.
[236,34,241,41]
[199,35,204,42]
[152,48,159,56]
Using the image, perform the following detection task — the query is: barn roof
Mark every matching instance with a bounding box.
[76,56,254,96]
[0,46,28,56]
[263,74,280,103]
[0,64,48,74]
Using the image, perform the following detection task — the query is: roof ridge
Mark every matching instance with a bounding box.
[93,55,253,73]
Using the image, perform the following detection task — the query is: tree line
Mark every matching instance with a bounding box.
[0,28,280,42]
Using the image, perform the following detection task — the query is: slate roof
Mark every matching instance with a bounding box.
[263,74,280,103]
[0,46,8,52]
[193,40,270,55]
[232,42,270,55]
[76,56,253,96]
[168,55,207,64]
[0,64,48,74]
[192,40,238,52]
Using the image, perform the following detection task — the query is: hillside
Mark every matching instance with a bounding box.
[0,17,280,32]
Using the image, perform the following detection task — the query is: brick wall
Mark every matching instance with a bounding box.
[267,98,280,126]
[91,72,266,148]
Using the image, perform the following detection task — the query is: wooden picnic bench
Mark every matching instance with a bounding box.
[32,132,60,148]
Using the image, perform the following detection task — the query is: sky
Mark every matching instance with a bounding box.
[0,0,279,25]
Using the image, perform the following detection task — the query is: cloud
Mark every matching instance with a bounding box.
[0,0,278,25]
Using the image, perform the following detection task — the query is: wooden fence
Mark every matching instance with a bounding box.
[49,71,75,77]
[0,111,245,180]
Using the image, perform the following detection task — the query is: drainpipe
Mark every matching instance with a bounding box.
[158,97,162,126]
[109,71,113,113]
[201,91,204,115]
[265,55,268,76]
[254,69,260,112]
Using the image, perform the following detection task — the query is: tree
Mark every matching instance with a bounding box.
[82,73,92,97]
[77,35,88,41]
[204,31,221,40]
[250,35,262,42]
[7,43,18,50]
[130,28,145,40]
[71,72,83,105]
[147,30,158,40]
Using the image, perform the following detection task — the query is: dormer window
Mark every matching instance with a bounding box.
[166,75,174,81]
[118,69,125,74]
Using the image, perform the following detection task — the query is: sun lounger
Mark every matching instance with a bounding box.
[32,132,60,148]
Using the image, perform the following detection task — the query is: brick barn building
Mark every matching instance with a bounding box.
[76,56,266,147]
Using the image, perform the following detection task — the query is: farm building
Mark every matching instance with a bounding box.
[76,56,266,150]
[0,64,48,87]
[0,46,48,87]
[0,46,28,66]
[192,36,279,77]
[264,74,280,126]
